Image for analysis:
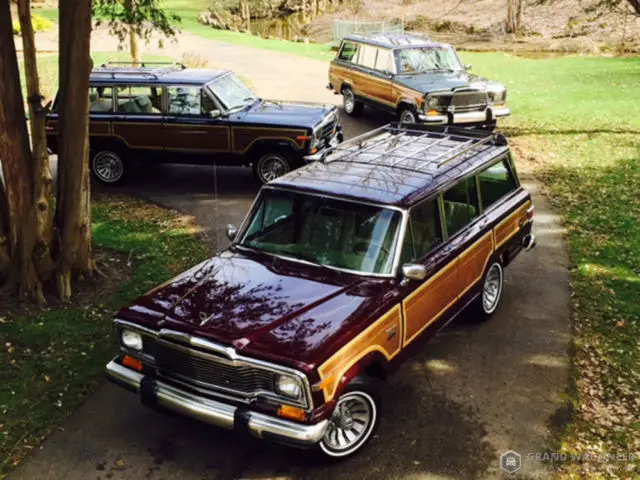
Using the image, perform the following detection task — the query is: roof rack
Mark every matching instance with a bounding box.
[321,124,504,179]
[92,61,187,79]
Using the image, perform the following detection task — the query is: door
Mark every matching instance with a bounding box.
[111,85,164,154]
[352,45,394,110]
[399,197,459,346]
[163,85,231,158]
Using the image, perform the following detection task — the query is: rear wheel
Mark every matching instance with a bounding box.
[318,377,380,459]
[468,261,504,323]
[253,152,294,184]
[91,149,126,185]
[342,88,364,117]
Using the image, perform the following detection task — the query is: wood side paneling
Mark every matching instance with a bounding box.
[112,121,163,150]
[495,200,532,249]
[231,127,306,153]
[458,231,494,297]
[318,305,402,402]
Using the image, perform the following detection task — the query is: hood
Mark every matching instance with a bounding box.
[117,249,392,370]
[394,70,503,94]
[239,99,335,129]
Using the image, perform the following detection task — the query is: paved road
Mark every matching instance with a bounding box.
[11,36,571,480]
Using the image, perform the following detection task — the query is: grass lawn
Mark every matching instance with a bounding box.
[461,52,640,478]
[0,196,209,477]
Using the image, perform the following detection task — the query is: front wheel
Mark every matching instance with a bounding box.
[318,378,380,459]
[398,106,418,125]
[253,152,294,184]
[91,149,126,185]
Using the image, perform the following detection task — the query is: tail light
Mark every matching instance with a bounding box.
[526,205,535,221]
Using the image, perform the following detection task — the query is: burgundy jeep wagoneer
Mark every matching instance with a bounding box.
[106,124,535,459]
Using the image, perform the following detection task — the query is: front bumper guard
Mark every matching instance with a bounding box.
[418,106,510,125]
[106,359,328,447]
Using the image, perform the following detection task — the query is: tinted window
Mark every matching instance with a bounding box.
[89,86,114,113]
[358,45,378,69]
[443,177,480,236]
[116,86,161,114]
[374,49,393,72]
[167,86,215,115]
[401,199,442,263]
[338,41,358,62]
[478,159,518,209]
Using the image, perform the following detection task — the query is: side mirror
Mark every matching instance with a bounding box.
[401,263,427,281]
[210,109,222,119]
[382,69,394,77]
[226,224,238,242]
[464,64,472,70]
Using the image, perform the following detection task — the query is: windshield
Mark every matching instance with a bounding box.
[207,73,257,111]
[238,189,402,275]
[395,47,462,74]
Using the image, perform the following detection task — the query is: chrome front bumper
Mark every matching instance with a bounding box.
[106,359,328,447]
[419,106,510,125]
[303,129,344,163]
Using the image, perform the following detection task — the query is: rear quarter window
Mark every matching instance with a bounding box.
[478,159,518,210]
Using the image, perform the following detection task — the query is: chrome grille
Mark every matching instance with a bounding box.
[451,90,488,113]
[153,340,276,395]
[320,112,338,140]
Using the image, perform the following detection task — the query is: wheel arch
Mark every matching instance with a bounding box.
[328,349,390,403]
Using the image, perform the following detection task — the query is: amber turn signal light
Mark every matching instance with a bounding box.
[122,355,143,372]
[296,135,311,141]
[427,109,440,116]
[277,405,306,422]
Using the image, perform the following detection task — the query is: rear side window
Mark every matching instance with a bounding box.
[116,86,162,114]
[374,49,393,72]
[338,41,358,62]
[357,45,378,69]
[442,177,480,237]
[478,159,518,209]
[89,86,114,113]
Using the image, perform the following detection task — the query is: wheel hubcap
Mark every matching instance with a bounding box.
[482,264,502,313]
[93,151,123,183]
[401,110,416,124]
[259,155,288,182]
[344,91,354,113]
[322,393,373,453]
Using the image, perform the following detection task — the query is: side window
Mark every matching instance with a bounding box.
[374,49,393,72]
[338,41,358,62]
[357,45,378,69]
[478,159,518,209]
[116,86,161,114]
[442,177,480,237]
[400,199,442,263]
[167,86,205,115]
[89,86,114,113]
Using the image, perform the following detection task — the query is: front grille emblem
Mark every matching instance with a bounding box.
[199,311,214,327]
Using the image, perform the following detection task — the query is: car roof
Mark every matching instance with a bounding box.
[342,32,446,49]
[89,62,229,85]
[270,124,510,208]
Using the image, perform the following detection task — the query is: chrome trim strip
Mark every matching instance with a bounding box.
[106,360,328,446]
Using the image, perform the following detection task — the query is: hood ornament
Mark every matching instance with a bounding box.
[199,311,215,327]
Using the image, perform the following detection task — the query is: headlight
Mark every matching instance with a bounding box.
[275,374,302,399]
[121,330,143,351]
[426,96,441,109]
[488,89,506,104]
[311,127,322,148]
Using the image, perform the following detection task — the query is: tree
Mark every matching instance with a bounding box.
[93,0,180,64]
[587,0,640,15]
[55,0,93,300]
[506,0,524,34]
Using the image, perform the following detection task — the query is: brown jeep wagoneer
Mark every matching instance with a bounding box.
[106,124,535,459]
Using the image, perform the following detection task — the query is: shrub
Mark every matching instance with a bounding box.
[12,14,55,36]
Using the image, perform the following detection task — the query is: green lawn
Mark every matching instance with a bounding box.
[0,196,208,477]
[461,52,640,478]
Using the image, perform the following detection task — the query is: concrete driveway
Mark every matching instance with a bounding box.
[11,36,571,480]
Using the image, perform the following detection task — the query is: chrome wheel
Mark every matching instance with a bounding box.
[400,108,417,124]
[92,150,124,184]
[320,391,377,457]
[343,89,355,114]
[257,154,290,183]
[482,263,503,314]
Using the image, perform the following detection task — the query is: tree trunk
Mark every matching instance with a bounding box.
[0,180,10,280]
[129,27,140,65]
[55,0,93,301]
[0,0,42,301]
[505,0,523,34]
[18,0,54,283]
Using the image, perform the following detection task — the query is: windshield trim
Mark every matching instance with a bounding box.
[232,186,409,277]
[206,71,257,112]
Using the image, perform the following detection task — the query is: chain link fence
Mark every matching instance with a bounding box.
[331,19,404,47]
